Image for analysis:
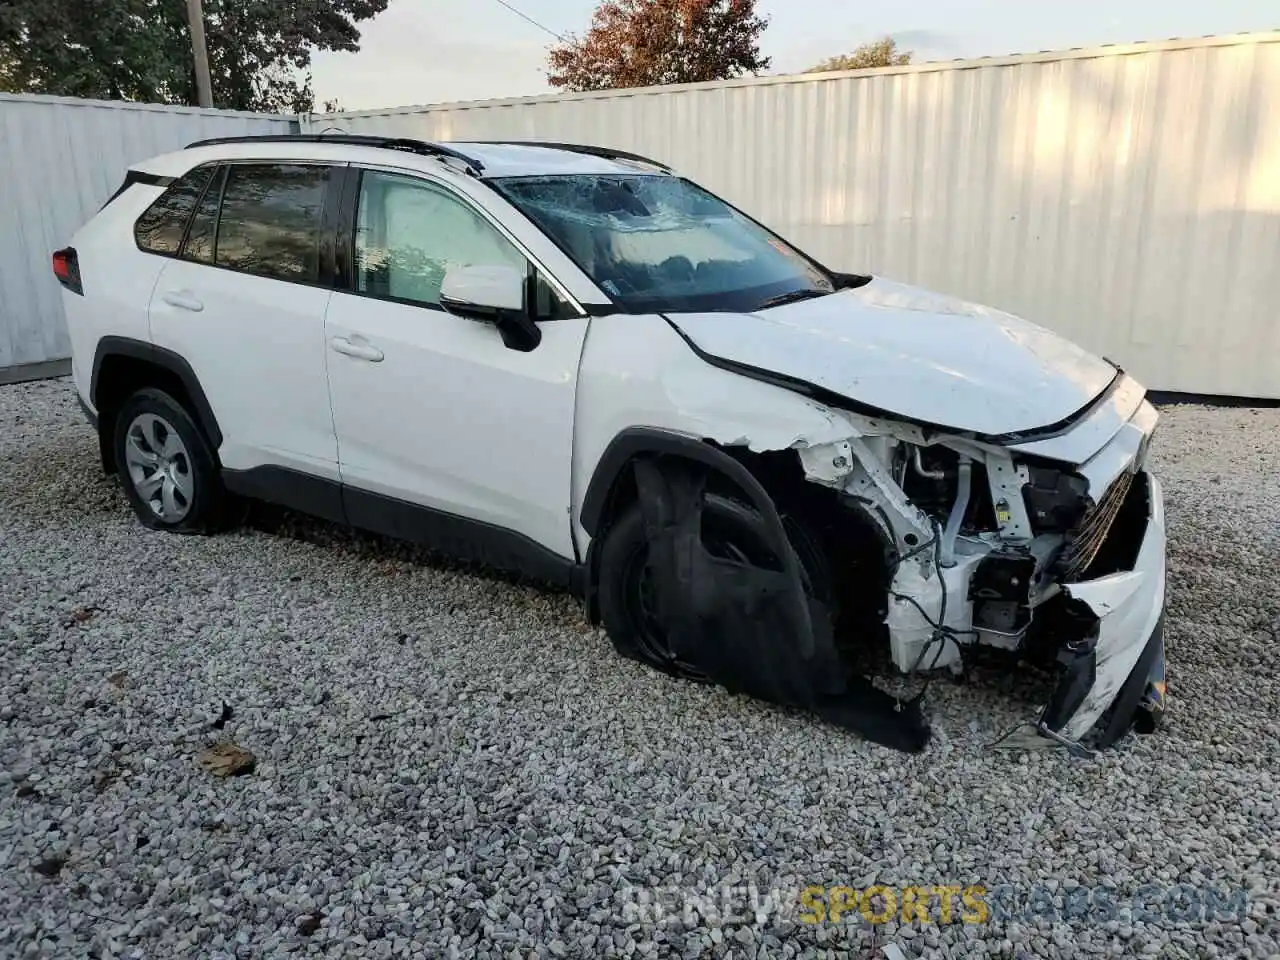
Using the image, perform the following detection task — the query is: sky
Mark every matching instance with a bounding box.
[310,0,1279,111]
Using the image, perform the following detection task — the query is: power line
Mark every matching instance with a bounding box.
[489,0,565,41]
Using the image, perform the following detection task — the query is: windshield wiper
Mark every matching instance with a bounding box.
[754,289,831,311]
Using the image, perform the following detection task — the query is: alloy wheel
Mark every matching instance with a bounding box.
[123,412,194,523]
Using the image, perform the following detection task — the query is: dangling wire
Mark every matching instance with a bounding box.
[888,521,979,708]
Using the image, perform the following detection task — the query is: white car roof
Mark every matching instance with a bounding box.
[133,137,670,182]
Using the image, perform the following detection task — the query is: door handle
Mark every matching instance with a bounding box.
[161,290,204,312]
[329,336,384,362]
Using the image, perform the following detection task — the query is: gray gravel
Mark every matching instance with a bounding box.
[1,377,1278,960]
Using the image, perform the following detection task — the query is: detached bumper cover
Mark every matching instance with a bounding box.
[997,471,1167,753]
[1000,470,1166,757]
[1057,472,1166,743]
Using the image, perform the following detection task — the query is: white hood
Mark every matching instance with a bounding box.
[666,278,1120,438]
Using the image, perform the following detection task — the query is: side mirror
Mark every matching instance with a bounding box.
[440,264,540,352]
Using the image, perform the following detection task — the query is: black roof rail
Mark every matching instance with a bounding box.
[456,140,672,172]
[182,134,485,175]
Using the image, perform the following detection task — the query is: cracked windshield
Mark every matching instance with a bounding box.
[495,174,834,313]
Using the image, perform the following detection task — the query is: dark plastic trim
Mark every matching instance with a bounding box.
[76,394,98,429]
[344,485,576,588]
[580,427,813,661]
[320,164,356,289]
[333,164,361,293]
[458,140,672,173]
[222,466,346,525]
[1095,614,1166,749]
[184,134,484,176]
[581,429,765,620]
[220,465,581,589]
[90,336,223,449]
[175,163,224,262]
[100,169,175,210]
[579,427,795,543]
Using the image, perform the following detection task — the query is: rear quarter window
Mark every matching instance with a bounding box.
[134,167,215,255]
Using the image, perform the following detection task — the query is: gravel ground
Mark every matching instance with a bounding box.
[1,377,1278,960]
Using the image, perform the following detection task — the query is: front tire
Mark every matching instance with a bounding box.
[113,388,231,534]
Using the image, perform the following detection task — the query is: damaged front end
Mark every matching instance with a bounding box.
[793,394,1168,756]
[619,377,1166,756]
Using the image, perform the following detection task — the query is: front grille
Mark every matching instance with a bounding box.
[1060,470,1134,581]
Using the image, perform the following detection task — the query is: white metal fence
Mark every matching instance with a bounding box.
[319,32,1280,399]
[5,34,1278,397]
[0,94,296,380]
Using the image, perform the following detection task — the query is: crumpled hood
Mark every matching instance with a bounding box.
[665,277,1119,437]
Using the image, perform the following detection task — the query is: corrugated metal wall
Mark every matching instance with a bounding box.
[0,94,296,376]
[322,33,1280,398]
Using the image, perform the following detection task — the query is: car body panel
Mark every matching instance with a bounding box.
[663,277,1120,438]
[1006,374,1149,465]
[570,313,856,551]
[66,185,170,405]
[148,258,340,479]
[325,289,588,561]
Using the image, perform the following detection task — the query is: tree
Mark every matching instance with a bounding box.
[807,37,911,74]
[547,0,770,93]
[0,0,387,112]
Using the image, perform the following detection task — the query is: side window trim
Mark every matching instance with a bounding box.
[333,164,360,292]
[209,165,229,264]
[320,162,354,290]
[337,163,586,318]
[177,163,226,261]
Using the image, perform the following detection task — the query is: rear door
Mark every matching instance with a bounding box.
[323,166,589,562]
[147,161,341,488]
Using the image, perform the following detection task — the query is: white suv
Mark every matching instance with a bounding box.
[56,135,1167,754]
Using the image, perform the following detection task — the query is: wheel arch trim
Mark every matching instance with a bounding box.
[579,425,813,656]
[580,428,776,538]
[90,336,223,449]
[579,427,801,615]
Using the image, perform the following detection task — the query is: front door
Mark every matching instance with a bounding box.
[323,168,588,563]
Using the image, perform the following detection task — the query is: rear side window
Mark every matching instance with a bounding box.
[214,164,329,283]
[134,167,215,255]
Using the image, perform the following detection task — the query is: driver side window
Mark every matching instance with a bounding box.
[355,171,527,308]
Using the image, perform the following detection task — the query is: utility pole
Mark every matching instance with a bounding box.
[185,0,214,108]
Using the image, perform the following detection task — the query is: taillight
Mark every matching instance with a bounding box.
[52,247,83,295]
